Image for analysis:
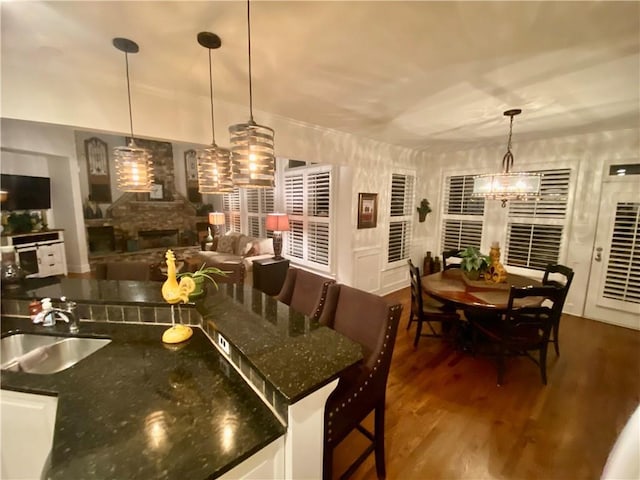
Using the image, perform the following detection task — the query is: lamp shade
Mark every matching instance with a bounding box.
[197,146,233,194]
[265,213,289,232]
[229,121,275,188]
[208,212,225,226]
[114,141,154,192]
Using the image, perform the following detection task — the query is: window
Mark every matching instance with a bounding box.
[441,175,484,251]
[388,172,415,264]
[222,187,241,233]
[505,168,571,270]
[284,165,332,270]
[246,188,274,238]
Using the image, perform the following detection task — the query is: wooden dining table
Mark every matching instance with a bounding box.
[422,268,542,312]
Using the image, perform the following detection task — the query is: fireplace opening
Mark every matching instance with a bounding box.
[87,226,116,254]
[138,229,179,250]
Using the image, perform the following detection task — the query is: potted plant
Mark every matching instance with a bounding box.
[459,246,490,280]
[177,263,228,299]
[417,198,432,223]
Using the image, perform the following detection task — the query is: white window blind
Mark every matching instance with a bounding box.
[222,187,241,233]
[505,169,571,271]
[245,188,274,238]
[603,202,640,304]
[284,165,332,270]
[388,173,415,264]
[441,175,484,251]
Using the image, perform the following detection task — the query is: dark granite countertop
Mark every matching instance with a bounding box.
[3,277,168,306]
[199,284,364,403]
[0,317,285,480]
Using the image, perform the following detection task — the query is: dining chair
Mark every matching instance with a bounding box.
[470,285,563,386]
[407,260,460,348]
[276,267,335,320]
[318,283,402,480]
[442,248,464,270]
[542,263,574,357]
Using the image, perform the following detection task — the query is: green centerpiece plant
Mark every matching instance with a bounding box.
[459,246,490,281]
[176,263,228,299]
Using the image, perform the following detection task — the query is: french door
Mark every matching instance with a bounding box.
[584,177,640,330]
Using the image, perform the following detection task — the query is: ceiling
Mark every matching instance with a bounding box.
[1,1,639,152]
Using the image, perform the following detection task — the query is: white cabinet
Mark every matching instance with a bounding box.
[6,230,67,278]
[1,389,58,480]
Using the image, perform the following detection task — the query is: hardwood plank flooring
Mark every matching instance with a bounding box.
[333,287,640,480]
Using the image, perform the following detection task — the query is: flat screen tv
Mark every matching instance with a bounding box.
[1,174,52,211]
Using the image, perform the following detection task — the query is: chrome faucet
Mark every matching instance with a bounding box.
[42,297,79,333]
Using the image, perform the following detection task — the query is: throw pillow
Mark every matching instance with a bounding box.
[256,238,274,255]
[216,235,237,254]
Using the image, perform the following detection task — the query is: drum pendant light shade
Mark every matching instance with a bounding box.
[196,32,233,194]
[472,109,540,207]
[230,121,275,188]
[112,37,154,192]
[229,0,275,189]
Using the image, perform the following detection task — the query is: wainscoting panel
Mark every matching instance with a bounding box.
[353,247,381,292]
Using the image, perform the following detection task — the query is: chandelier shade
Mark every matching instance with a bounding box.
[472,108,540,207]
[196,32,233,194]
[112,37,154,192]
[229,0,276,189]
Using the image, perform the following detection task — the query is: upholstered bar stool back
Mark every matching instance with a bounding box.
[319,283,403,479]
[276,267,335,320]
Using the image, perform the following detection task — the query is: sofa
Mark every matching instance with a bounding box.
[185,232,275,284]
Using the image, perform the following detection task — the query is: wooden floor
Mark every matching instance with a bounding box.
[333,287,640,480]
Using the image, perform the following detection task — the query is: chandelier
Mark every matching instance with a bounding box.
[112,38,154,192]
[229,0,275,188]
[196,32,233,194]
[472,109,540,207]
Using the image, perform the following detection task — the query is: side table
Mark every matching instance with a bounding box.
[253,258,290,296]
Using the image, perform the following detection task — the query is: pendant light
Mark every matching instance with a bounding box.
[472,109,541,207]
[112,37,154,192]
[229,0,275,189]
[196,32,233,194]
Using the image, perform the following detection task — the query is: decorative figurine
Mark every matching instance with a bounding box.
[485,242,508,284]
[161,249,196,343]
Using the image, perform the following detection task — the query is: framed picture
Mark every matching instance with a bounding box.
[84,137,112,203]
[150,182,164,200]
[357,193,378,229]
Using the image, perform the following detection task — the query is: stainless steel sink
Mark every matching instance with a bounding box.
[1,333,111,374]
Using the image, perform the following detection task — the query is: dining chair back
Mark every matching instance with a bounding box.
[276,267,335,320]
[407,260,460,348]
[471,285,564,386]
[542,263,575,356]
[318,283,402,480]
[442,249,464,270]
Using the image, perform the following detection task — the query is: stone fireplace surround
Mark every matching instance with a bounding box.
[85,192,208,268]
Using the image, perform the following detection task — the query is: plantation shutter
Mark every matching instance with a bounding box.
[602,201,640,304]
[388,173,415,264]
[441,175,484,251]
[222,187,241,233]
[284,166,333,270]
[246,188,274,238]
[505,169,571,270]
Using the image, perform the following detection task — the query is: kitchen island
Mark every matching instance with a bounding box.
[1,278,363,479]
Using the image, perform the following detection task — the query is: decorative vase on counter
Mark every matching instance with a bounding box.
[1,245,25,289]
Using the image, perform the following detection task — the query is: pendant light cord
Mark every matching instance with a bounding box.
[124,51,135,142]
[502,114,515,174]
[247,0,254,122]
[208,48,216,144]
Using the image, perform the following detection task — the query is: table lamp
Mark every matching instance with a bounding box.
[208,212,225,237]
[265,213,290,260]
